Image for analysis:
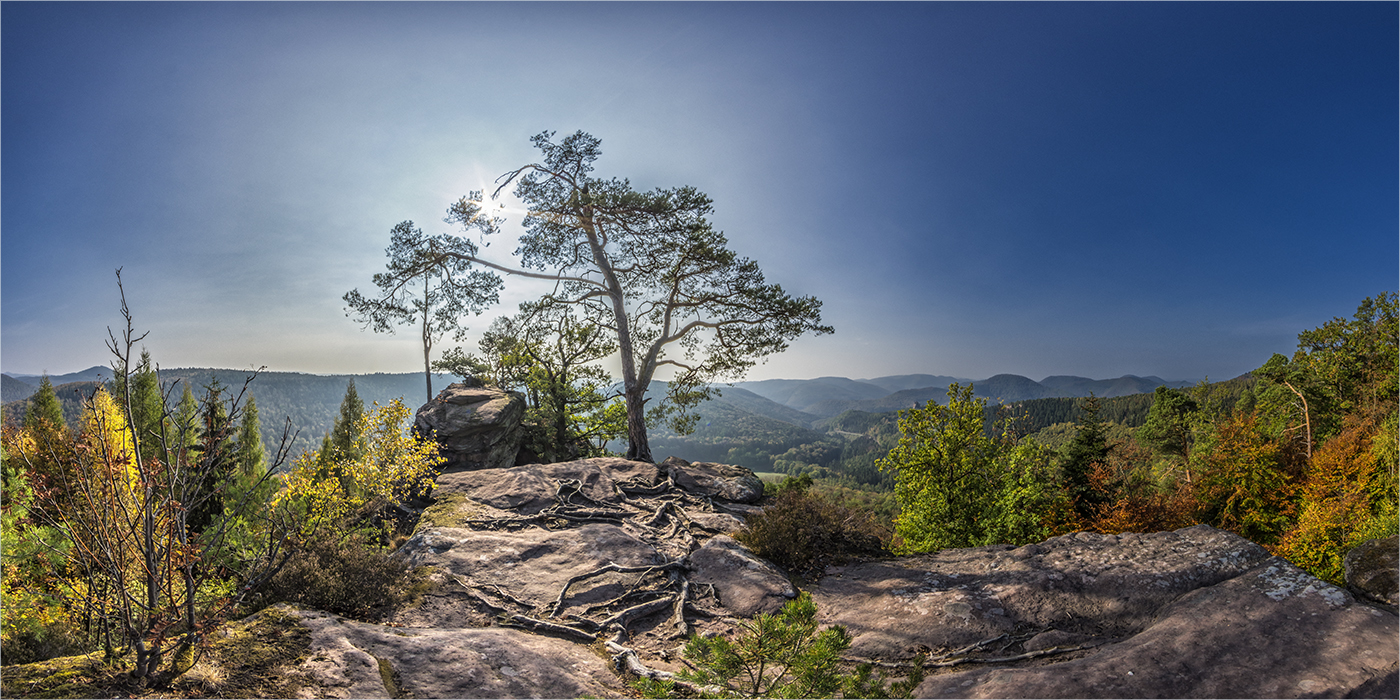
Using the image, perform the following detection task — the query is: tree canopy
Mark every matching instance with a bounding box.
[438,130,832,461]
[344,220,502,403]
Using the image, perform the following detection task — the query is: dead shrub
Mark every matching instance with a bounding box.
[260,533,420,620]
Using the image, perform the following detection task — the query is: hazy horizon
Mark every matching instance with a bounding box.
[4,3,1394,384]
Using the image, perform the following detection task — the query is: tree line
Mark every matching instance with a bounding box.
[875,293,1397,585]
[1,272,445,684]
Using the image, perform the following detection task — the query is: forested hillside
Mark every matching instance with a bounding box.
[2,369,456,459]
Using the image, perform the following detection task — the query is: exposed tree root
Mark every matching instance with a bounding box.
[503,614,597,643]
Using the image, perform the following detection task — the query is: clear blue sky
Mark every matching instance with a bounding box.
[3,2,1395,383]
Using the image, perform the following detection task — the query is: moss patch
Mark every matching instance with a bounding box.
[416,491,484,530]
[0,651,127,699]
[192,604,314,698]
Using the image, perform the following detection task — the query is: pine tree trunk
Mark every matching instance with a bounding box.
[624,387,653,463]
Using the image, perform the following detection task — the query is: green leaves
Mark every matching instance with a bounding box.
[879,383,1068,553]
[677,592,852,699]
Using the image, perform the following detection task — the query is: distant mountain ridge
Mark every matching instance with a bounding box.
[736,373,1196,419]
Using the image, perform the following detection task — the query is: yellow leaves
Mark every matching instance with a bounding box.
[81,389,139,490]
[275,399,442,532]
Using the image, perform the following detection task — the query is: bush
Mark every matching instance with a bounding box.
[259,534,421,619]
[738,480,889,576]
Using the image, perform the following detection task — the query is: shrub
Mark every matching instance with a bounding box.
[737,480,888,576]
[259,533,421,619]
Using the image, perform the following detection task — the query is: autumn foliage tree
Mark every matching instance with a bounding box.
[1,272,296,684]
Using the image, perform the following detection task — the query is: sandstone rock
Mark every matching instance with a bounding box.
[687,535,796,617]
[1346,535,1399,610]
[398,522,663,620]
[914,557,1399,698]
[286,607,623,699]
[803,525,1397,698]
[432,457,659,514]
[660,456,764,503]
[414,383,525,472]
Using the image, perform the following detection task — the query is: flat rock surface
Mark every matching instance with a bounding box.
[806,525,1397,698]
[288,607,623,699]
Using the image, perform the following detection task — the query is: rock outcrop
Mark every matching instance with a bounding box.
[393,456,792,647]
[414,382,525,472]
[1347,535,1399,611]
[186,459,1397,698]
[805,526,1398,698]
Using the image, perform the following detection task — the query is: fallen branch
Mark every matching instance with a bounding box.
[606,640,729,697]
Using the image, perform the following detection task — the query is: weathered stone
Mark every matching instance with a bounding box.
[432,457,659,514]
[660,456,764,503]
[687,535,796,617]
[414,383,525,472]
[800,525,1396,698]
[812,526,1272,659]
[287,607,623,699]
[1346,535,1399,610]
[913,557,1399,698]
[398,523,662,619]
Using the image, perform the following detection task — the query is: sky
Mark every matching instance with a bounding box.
[3,2,1396,384]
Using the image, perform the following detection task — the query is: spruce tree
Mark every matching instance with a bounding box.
[188,380,236,534]
[328,379,365,463]
[235,394,266,478]
[1060,395,1111,522]
[174,382,200,456]
[112,350,165,460]
[24,375,67,433]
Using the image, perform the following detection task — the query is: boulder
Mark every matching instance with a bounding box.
[802,526,1397,698]
[660,456,764,504]
[686,535,797,617]
[1346,535,1399,610]
[414,383,525,472]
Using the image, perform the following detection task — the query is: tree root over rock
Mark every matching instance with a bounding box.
[842,631,1109,671]
[435,476,733,648]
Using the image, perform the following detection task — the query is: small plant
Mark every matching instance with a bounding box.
[637,592,925,699]
[675,592,851,698]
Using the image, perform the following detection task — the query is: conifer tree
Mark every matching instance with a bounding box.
[174,382,200,453]
[1060,395,1111,521]
[235,394,266,478]
[24,375,66,433]
[188,379,236,534]
[112,350,165,459]
[328,379,365,464]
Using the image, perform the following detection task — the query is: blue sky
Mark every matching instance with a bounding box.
[3,2,1395,383]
